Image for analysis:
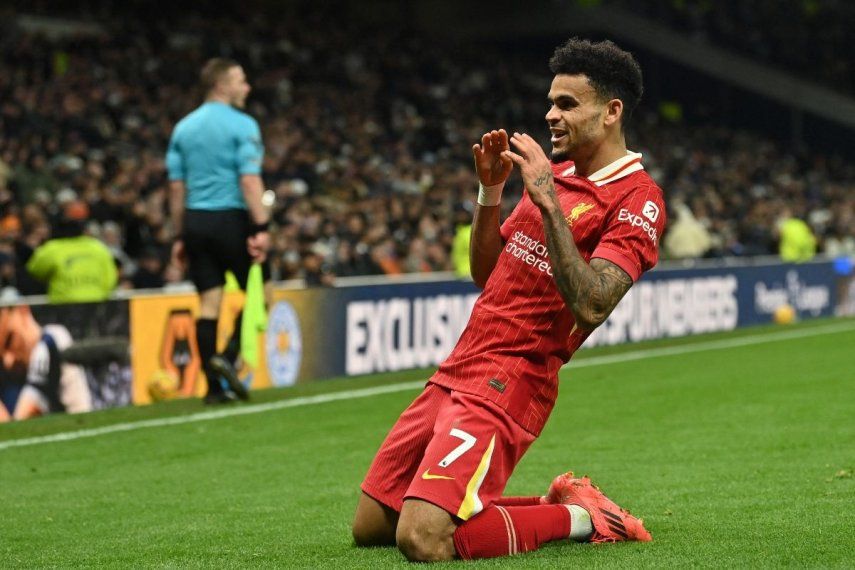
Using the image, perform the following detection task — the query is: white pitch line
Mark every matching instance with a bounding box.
[0,381,425,452]
[1,321,853,452]
[564,320,855,369]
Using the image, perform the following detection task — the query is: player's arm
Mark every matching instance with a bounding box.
[470,129,513,288]
[541,211,632,330]
[504,133,631,330]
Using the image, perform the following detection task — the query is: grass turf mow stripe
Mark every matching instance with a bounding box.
[1,320,853,453]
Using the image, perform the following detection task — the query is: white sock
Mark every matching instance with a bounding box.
[565,504,594,541]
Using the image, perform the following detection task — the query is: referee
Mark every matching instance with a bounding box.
[166,58,271,404]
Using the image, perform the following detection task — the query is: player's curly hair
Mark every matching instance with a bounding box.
[549,38,643,126]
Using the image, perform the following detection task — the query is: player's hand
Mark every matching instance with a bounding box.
[171,240,187,272]
[473,129,513,187]
[247,231,270,263]
[503,132,557,210]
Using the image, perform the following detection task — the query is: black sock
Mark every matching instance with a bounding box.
[222,311,243,365]
[196,318,220,394]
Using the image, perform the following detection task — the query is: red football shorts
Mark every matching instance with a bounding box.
[361,383,536,521]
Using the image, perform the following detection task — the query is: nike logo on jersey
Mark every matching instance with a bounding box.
[422,469,455,481]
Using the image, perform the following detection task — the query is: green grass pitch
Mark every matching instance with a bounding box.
[1,318,853,568]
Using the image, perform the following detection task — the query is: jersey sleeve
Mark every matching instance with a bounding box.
[165,128,185,181]
[591,185,666,281]
[237,118,264,175]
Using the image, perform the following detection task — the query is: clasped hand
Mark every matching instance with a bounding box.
[502,132,556,210]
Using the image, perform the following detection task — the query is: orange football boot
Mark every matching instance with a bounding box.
[545,471,652,543]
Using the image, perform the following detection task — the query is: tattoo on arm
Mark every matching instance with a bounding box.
[576,258,633,325]
[533,171,551,187]
[540,201,633,329]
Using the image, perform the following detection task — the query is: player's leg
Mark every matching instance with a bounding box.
[395,392,578,561]
[352,493,399,547]
[396,499,457,561]
[354,384,449,547]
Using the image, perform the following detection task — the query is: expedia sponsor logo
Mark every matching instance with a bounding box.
[618,208,658,243]
[505,231,553,276]
[565,202,594,227]
[642,200,660,222]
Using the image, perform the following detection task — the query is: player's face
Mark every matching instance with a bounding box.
[545,74,606,162]
[222,66,251,109]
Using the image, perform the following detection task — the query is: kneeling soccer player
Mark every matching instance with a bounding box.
[353,37,665,561]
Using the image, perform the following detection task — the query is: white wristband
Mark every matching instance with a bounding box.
[477,182,505,207]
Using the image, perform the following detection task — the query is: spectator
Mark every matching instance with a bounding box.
[663,202,712,259]
[0,5,850,288]
[777,207,817,263]
[131,247,166,290]
[25,200,118,303]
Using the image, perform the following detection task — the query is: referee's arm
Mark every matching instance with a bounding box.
[238,119,270,262]
[240,174,268,227]
[166,130,187,267]
[169,180,186,237]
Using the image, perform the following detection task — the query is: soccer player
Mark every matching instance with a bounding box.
[352,38,666,561]
[166,58,271,404]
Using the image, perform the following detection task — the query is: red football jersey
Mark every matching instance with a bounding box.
[430,152,666,436]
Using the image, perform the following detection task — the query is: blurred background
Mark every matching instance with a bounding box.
[1,0,852,297]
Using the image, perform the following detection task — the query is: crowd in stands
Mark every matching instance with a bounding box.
[610,0,855,96]
[0,5,853,297]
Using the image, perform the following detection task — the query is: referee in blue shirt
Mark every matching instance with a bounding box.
[167,58,270,404]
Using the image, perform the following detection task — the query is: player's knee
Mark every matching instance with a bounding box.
[395,521,455,562]
[351,520,373,547]
[352,494,398,547]
[352,518,391,548]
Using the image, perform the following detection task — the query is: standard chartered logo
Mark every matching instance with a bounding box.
[505,231,553,276]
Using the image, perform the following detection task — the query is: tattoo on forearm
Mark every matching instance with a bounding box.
[534,171,551,187]
[541,210,632,329]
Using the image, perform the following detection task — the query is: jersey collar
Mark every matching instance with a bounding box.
[559,151,644,186]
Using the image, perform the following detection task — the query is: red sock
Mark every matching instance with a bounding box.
[453,504,570,560]
[493,496,543,507]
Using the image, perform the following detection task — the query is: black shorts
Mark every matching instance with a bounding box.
[183,209,270,292]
